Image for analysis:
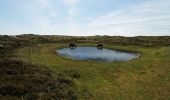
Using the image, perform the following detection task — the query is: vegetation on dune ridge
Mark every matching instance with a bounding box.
[0,34,170,100]
[1,34,170,46]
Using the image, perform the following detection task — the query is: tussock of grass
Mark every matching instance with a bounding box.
[63,69,81,79]
[0,60,77,100]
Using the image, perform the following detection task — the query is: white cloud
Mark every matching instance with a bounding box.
[68,7,79,17]
[1,0,170,36]
[63,0,78,6]
[60,0,81,35]
[36,0,50,8]
[80,0,170,36]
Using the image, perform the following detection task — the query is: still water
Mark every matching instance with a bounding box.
[56,47,139,62]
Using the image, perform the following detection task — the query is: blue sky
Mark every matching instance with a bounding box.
[0,0,170,36]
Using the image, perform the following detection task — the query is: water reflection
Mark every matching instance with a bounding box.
[56,47,139,62]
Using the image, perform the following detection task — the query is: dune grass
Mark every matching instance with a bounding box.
[0,59,77,100]
[16,43,170,100]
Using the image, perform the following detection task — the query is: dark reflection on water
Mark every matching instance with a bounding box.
[56,47,139,62]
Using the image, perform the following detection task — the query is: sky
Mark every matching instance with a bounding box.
[0,0,170,36]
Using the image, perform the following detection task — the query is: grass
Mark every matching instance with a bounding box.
[16,43,170,100]
[0,60,77,100]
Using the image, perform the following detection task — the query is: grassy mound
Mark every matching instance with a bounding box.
[0,60,77,100]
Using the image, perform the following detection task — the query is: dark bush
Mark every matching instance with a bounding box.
[0,84,27,96]
[0,60,77,100]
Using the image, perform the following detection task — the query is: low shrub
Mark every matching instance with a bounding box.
[0,60,77,100]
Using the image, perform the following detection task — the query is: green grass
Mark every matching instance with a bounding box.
[16,43,170,100]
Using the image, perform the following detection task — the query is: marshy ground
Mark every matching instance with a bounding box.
[0,35,170,100]
[16,44,170,100]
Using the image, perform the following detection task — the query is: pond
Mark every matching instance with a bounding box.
[56,47,139,62]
